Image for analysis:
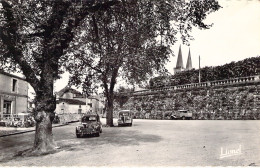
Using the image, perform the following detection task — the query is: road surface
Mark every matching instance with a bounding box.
[0,119,260,166]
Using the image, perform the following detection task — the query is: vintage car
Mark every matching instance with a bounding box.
[170,110,193,120]
[118,110,133,126]
[76,114,102,138]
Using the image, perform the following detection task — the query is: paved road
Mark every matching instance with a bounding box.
[0,119,260,166]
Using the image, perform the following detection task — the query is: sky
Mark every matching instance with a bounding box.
[166,0,260,74]
[13,0,260,95]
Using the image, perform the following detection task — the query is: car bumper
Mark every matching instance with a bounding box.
[77,128,99,135]
[118,121,132,125]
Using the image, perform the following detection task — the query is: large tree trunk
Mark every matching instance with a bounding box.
[106,97,114,127]
[32,71,57,154]
[33,109,56,153]
[104,68,118,127]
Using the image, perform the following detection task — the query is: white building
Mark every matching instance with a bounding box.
[55,86,86,114]
[86,95,104,115]
[0,71,28,120]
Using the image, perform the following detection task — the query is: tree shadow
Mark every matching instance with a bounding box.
[0,148,57,164]
[0,129,162,164]
[59,129,162,153]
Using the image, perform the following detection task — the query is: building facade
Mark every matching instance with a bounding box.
[0,71,28,120]
[86,95,104,115]
[55,86,86,114]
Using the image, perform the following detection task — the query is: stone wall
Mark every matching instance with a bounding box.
[122,82,260,120]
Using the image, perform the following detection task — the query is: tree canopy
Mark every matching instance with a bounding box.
[0,0,120,154]
[0,0,221,152]
[63,0,220,126]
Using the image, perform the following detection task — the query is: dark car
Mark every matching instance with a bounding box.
[76,114,102,138]
[118,110,133,126]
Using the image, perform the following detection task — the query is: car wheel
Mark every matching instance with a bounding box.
[76,129,80,138]
[182,116,186,120]
[100,128,102,133]
[95,132,100,137]
[129,123,132,126]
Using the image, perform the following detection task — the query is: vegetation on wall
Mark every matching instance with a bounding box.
[120,85,260,120]
[150,56,260,88]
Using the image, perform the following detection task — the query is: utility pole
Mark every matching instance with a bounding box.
[199,55,201,83]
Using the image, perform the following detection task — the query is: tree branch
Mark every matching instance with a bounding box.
[0,0,40,90]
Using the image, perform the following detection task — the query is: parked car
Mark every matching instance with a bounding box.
[170,110,192,120]
[118,110,133,126]
[75,114,102,138]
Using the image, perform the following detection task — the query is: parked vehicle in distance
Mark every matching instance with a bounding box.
[170,110,192,120]
[118,110,133,126]
[76,114,102,138]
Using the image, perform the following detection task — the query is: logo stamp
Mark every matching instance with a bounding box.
[220,145,242,159]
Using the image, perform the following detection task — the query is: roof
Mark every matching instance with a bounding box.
[176,45,184,69]
[82,114,99,117]
[186,48,192,70]
[87,95,100,101]
[56,98,86,105]
[56,86,84,98]
[118,110,132,113]
[0,70,26,81]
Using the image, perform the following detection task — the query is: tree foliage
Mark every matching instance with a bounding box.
[114,86,133,108]
[0,0,120,154]
[64,0,220,126]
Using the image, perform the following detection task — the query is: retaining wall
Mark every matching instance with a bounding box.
[123,78,260,120]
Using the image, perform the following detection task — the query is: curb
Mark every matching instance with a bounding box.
[0,123,73,138]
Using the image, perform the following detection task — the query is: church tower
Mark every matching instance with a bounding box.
[174,45,184,74]
[186,48,192,70]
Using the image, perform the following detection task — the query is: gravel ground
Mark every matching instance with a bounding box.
[0,119,260,167]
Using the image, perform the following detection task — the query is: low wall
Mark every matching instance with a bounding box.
[57,114,82,124]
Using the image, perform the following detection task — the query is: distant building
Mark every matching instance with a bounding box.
[86,95,104,115]
[174,45,193,74]
[0,71,28,120]
[55,86,86,114]
[186,48,192,70]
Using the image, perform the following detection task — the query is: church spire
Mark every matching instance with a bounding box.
[186,48,192,70]
[176,45,184,69]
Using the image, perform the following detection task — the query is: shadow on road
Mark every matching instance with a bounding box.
[0,125,162,164]
[58,129,162,153]
[101,129,162,146]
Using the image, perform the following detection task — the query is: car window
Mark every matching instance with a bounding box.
[89,117,97,121]
[119,112,130,116]
[82,116,97,122]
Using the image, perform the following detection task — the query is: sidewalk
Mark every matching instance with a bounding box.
[0,123,70,137]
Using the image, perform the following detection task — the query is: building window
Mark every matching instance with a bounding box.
[3,100,12,115]
[12,79,17,92]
